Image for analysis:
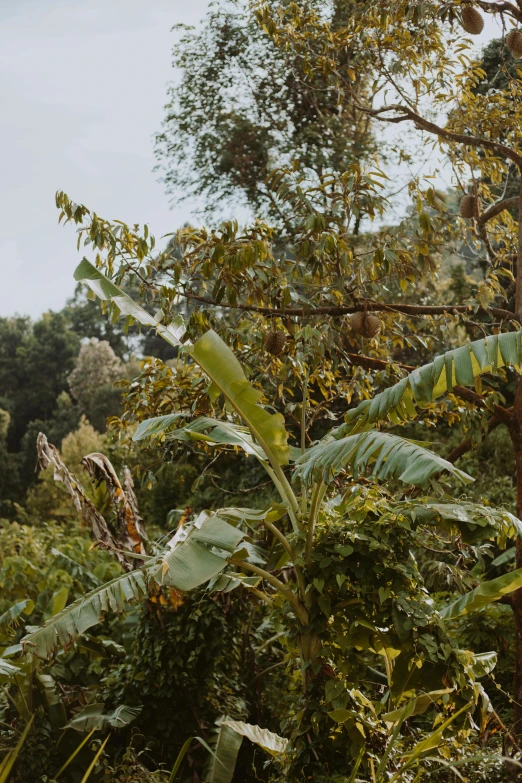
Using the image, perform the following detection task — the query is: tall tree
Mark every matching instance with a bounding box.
[253,0,522,743]
[0,313,79,450]
[155,0,376,228]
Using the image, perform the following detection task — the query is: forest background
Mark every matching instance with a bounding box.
[3,0,522,781]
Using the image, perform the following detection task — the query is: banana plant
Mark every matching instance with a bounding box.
[19,259,522,779]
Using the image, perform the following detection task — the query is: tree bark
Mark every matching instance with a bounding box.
[508,175,522,740]
[509,177,522,745]
[510,376,522,738]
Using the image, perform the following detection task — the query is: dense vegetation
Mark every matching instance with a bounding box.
[6,0,522,781]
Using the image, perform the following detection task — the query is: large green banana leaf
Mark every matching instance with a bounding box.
[159,511,247,590]
[294,431,472,487]
[440,567,522,619]
[74,259,289,467]
[132,413,188,441]
[134,415,302,463]
[337,330,522,435]
[22,570,148,660]
[222,720,288,756]
[64,703,141,732]
[203,720,243,783]
[73,258,186,347]
[0,599,35,633]
[396,501,522,543]
[22,511,248,659]
[382,689,453,726]
[134,414,266,459]
[191,330,289,466]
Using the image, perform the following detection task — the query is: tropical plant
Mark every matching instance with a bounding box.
[18,262,522,780]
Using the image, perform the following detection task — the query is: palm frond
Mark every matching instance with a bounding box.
[294,431,472,487]
[22,570,147,660]
[337,331,522,435]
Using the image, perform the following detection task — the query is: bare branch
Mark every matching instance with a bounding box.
[181,290,516,322]
[344,352,415,372]
[365,104,522,169]
[478,197,519,226]
[453,386,513,424]
[446,416,503,464]
[476,0,522,23]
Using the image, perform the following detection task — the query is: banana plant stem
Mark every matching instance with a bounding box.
[300,376,308,517]
[263,462,301,532]
[262,519,306,599]
[243,585,274,606]
[263,520,294,560]
[305,480,326,565]
[272,463,301,530]
[229,559,309,624]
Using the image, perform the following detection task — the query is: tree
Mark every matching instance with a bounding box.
[0,409,22,516]
[0,313,79,451]
[68,338,123,412]
[252,0,522,746]
[155,0,377,227]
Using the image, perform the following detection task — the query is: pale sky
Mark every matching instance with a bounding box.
[0,0,211,317]
[0,1,503,318]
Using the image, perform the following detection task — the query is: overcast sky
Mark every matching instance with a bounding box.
[0,0,211,318]
[0,1,503,318]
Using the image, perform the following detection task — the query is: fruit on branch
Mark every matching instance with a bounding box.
[461,5,484,35]
[459,194,480,219]
[264,329,287,356]
[507,29,522,58]
[350,312,382,338]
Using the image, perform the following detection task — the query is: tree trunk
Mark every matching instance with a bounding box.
[510,374,522,740]
[510,175,522,739]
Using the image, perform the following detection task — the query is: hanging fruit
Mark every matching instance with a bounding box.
[507,30,522,58]
[264,329,287,356]
[350,311,382,338]
[459,194,480,219]
[461,5,484,35]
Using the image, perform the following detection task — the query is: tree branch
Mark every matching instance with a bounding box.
[446,416,502,464]
[345,352,415,372]
[366,104,522,169]
[476,0,522,23]
[453,386,513,423]
[516,178,522,321]
[181,290,515,322]
[477,222,498,263]
[478,197,519,226]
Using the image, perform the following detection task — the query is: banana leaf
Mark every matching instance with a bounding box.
[337,330,522,435]
[294,430,472,487]
[440,567,522,619]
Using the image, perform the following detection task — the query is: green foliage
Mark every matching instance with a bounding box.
[0,313,80,450]
[155,0,376,223]
[11,2,522,780]
[103,590,278,771]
